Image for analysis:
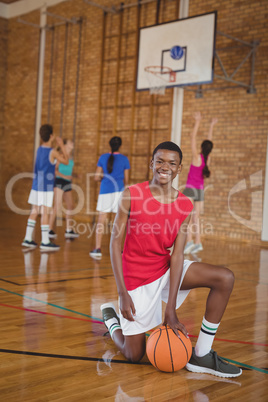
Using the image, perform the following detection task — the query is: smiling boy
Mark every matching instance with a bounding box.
[101,141,242,378]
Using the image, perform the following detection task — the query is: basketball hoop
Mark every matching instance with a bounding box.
[145,66,176,95]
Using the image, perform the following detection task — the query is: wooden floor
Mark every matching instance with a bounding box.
[0,211,267,401]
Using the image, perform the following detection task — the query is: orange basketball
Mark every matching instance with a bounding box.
[146,325,192,372]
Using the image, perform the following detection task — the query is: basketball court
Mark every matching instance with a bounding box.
[0,0,267,401]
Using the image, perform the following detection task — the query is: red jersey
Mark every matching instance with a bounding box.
[122,181,193,291]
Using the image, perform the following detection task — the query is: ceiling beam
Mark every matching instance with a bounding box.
[0,0,70,19]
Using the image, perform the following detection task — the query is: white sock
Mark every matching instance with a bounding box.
[25,219,36,241]
[195,317,220,357]
[105,317,121,340]
[41,225,50,244]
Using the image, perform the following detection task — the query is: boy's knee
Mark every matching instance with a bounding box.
[221,267,235,290]
[124,346,145,363]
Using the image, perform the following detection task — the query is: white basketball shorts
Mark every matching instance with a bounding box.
[28,189,54,208]
[119,259,193,336]
[96,191,122,213]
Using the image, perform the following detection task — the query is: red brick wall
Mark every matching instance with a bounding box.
[1,0,267,244]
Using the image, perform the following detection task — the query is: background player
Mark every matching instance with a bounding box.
[90,136,130,259]
[49,139,79,240]
[22,124,68,251]
[183,112,218,254]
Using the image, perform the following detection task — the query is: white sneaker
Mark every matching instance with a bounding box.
[184,241,195,254]
[191,243,203,253]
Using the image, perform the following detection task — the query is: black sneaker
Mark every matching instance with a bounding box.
[21,239,38,248]
[40,242,60,251]
[48,230,57,239]
[65,230,79,239]
[89,248,102,259]
[186,348,242,378]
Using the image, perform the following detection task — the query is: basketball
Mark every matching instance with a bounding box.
[146,325,192,372]
[170,45,184,60]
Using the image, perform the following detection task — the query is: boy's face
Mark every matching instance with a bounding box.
[150,149,182,183]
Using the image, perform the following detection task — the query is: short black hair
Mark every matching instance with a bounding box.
[152,141,183,162]
[40,124,53,142]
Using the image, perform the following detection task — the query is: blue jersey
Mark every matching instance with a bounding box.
[57,159,74,181]
[97,153,130,194]
[32,146,56,192]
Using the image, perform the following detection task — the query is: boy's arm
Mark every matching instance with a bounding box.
[94,166,103,181]
[124,169,129,186]
[207,117,218,141]
[163,214,191,338]
[110,188,136,321]
[51,137,69,165]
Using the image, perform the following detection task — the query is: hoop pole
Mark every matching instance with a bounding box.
[47,27,55,123]
[33,6,47,168]
[171,0,189,189]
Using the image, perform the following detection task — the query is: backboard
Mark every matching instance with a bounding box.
[136,12,217,91]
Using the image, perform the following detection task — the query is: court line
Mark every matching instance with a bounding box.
[1,348,267,374]
[0,287,101,321]
[188,334,268,348]
[0,348,150,365]
[221,358,268,374]
[1,301,267,348]
[0,278,20,286]
[0,303,103,324]
[0,266,112,279]
[0,274,114,287]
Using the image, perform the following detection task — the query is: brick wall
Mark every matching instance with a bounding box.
[1,0,267,244]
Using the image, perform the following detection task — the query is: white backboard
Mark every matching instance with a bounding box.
[136,12,217,91]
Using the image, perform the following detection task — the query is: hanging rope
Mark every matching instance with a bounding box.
[104,13,113,133]
[47,27,55,124]
[60,22,69,138]
[72,18,83,148]
[119,7,130,124]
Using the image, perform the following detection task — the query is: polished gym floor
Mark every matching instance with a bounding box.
[0,211,267,401]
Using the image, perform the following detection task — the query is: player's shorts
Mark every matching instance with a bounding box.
[96,191,122,213]
[28,189,54,208]
[183,187,204,202]
[119,259,193,336]
[54,177,72,192]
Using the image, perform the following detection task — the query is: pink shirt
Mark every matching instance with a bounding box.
[122,181,193,291]
[186,154,205,190]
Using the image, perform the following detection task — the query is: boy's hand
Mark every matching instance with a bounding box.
[193,111,202,122]
[55,137,64,147]
[211,117,218,125]
[119,292,136,322]
[163,307,188,338]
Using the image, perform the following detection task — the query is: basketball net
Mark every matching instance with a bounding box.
[145,66,175,96]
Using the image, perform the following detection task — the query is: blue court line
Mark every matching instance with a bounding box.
[222,357,268,374]
[0,287,101,322]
